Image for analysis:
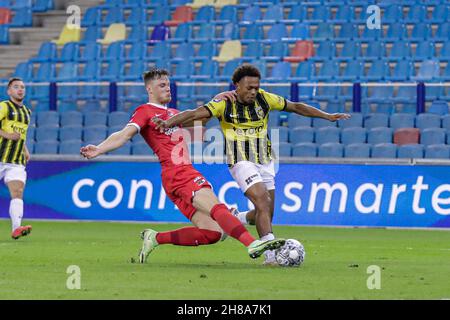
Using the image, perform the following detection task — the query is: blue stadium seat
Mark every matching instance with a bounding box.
[216,5,238,25]
[13,62,33,81]
[172,42,195,62]
[318,142,343,158]
[30,42,57,62]
[338,41,361,61]
[312,41,336,60]
[59,139,82,154]
[33,0,54,12]
[308,5,330,23]
[271,127,289,143]
[313,23,334,41]
[81,7,99,27]
[77,61,99,83]
[397,144,424,159]
[56,62,78,82]
[148,6,170,26]
[360,26,382,41]
[262,4,284,23]
[217,58,240,81]
[292,142,317,157]
[413,41,435,60]
[124,42,147,62]
[383,5,402,23]
[99,60,121,81]
[146,41,171,62]
[36,111,59,127]
[195,42,217,61]
[312,117,337,128]
[35,126,59,142]
[332,6,355,22]
[60,110,83,127]
[425,144,450,159]
[362,60,388,82]
[420,128,446,145]
[387,43,411,62]
[315,127,340,144]
[242,24,263,43]
[108,142,131,155]
[240,5,261,24]
[108,111,130,127]
[338,113,363,128]
[371,143,397,158]
[26,140,34,154]
[262,41,288,62]
[363,113,389,129]
[385,23,408,41]
[341,127,367,145]
[412,59,440,81]
[27,127,35,141]
[101,41,125,61]
[392,86,417,104]
[59,126,83,141]
[389,113,415,130]
[289,61,315,82]
[172,60,195,81]
[57,42,79,62]
[297,85,316,100]
[34,141,58,154]
[405,5,427,23]
[216,22,239,42]
[434,22,449,41]
[387,60,414,81]
[335,23,358,41]
[242,41,263,61]
[364,86,393,104]
[289,23,310,41]
[121,60,145,81]
[338,60,363,81]
[83,125,107,144]
[264,23,288,43]
[192,24,215,43]
[411,23,432,41]
[132,141,153,155]
[101,7,123,26]
[441,114,450,131]
[84,111,108,127]
[364,42,386,60]
[286,4,306,22]
[271,142,291,157]
[10,8,32,27]
[77,42,101,62]
[125,7,146,25]
[267,61,291,81]
[315,61,339,81]
[316,86,338,100]
[290,126,315,144]
[428,100,449,115]
[287,113,311,128]
[167,22,192,43]
[429,4,449,23]
[344,143,371,158]
[415,113,441,129]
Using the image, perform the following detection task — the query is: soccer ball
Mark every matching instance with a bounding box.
[275,239,305,267]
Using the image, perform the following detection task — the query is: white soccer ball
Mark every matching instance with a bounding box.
[275,239,305,267]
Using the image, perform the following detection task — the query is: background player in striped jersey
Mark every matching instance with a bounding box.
[154,64,351,265]
[0,77,32,239]
[80,68,285,263]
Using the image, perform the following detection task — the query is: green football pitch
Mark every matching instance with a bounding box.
[0,220,449,300]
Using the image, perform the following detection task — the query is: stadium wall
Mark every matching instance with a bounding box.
[0,156,449,228]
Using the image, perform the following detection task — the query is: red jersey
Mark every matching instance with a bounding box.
[128,103,191,169]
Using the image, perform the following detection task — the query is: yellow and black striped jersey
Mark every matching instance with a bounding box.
[0,100,31,165]
[203,89,287,165]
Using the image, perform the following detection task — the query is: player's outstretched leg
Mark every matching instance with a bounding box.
[247,238,285,259]
[11,225,32,240]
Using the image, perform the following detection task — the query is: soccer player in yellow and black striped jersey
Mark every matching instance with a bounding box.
[0,77,32,240]
[155,64,350,264]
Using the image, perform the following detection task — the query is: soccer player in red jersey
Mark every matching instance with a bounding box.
[80,68,285,263]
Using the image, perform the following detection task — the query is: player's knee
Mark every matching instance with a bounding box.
[254,193,271,210]
[200,229,222,244]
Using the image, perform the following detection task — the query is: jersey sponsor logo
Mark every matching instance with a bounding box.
[255,105,265,118]
[193,176,206,186]
[234,125,265,136]
[245,174,258,185]
[10,124,26,135]
[164,126,179,136]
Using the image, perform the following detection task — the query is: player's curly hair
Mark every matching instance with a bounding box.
[232,64,261,84]
[143,67,170,85]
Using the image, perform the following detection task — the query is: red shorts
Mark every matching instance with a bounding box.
[161,165,212,220]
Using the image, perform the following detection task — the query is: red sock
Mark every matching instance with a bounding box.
[155,227,221,246]
[210,203,255,247]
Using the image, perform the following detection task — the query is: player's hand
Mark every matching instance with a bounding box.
[214,90,237,102]
[152,117,167,133]
[327,113,351,122]
[80,145,101,159]
[5,132,21,141]
[24,148,31,162]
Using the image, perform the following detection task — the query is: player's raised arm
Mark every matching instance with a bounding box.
[285,100,351,122]
[80,125,138,159]
[154,106,211,131]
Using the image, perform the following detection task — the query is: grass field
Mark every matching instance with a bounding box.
[0,219,449,300]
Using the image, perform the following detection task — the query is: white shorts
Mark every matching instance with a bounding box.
[229,161,275,193]
[0,163,27,184]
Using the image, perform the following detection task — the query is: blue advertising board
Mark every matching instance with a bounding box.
[0,161,449,228]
